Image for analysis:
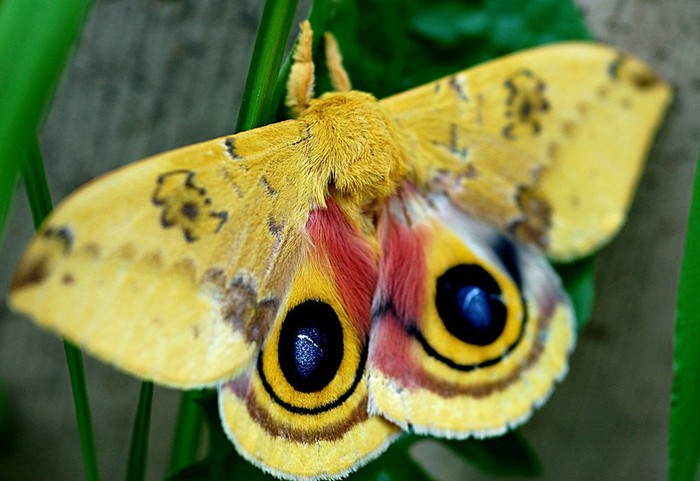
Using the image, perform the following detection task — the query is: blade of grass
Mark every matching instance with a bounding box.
[168,0,299,472]
[126,381,154,481]
[0,165,18,245]
[21,137,100,481]
[669,150,700,481]
[235,0,300,132]
[63,341,100,481]
[0,3,97,477]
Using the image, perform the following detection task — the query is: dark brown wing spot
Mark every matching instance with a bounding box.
[260,176,278,197]
[62,273,75,285]
[448,75,469,102]
[431,123,469,162]
[223,275,279,344]
[224,137,241,159]
[152,170,229,243]
[502,69,550,140]
[11,256,49,290]
[609,54,662,90]
[511,188,552,248]
[42,226,74,254]
[181,202,199,220]
[201,267,226,289]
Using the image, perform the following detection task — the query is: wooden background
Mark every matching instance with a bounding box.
[1,0,698,480]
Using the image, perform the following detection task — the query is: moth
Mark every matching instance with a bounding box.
[9,21,670,480]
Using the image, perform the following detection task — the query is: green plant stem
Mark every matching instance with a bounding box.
[0,165,18,245]
[670,151,700,481]
[20,138,53,227]
[235,0,300,132]
[20,136,100,481]
[63,342,100,481]
[126,381,154,481]
[168,390,204,473]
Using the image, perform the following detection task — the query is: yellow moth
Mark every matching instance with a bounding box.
[9,20,670,480]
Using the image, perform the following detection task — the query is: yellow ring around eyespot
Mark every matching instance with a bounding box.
[418,226,525,366]
[246,369,372,432]
[419,298,539,385]
[259,255,367,411]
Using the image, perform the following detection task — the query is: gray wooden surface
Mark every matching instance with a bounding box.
[1,1,698,480]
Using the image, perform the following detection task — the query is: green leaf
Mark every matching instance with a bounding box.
[235,0,300,131]
[669,151,700,481]
[555,256,597,332]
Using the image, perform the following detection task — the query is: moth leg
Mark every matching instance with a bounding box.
[286,20,315,117]
[325,32,351,92]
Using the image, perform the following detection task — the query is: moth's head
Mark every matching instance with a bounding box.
[299,91,410,206]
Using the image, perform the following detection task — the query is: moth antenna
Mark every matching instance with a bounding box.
[286,20,315,117]
[324,32,351,92]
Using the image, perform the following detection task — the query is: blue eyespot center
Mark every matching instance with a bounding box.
[436,264,507,346]
[456,286,492,329]
[278,300,343,393]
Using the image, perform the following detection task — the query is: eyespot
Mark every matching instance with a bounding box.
[435,264,508,346]
[278,300,344,393]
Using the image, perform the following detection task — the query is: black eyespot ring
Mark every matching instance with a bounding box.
[435,264,508,346]
[277,300,344,393]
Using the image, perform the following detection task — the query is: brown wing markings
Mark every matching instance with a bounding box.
[259,176,278,197]
[201,267,226,290]
[608,53,664,90]
[511,187,553,247]
[152,169,229,243]
[431,123,470,163]
[222,274,279,345]
[11,225,75,289]
[447,74,470,102]
[61,273,75,285]
[42,226,74,253]
[12,256,50,290]
[236,384,370,443]
[502,69,550,140]
[224,137,242,160]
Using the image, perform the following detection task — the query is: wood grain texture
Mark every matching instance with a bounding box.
[0,0,697,480]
